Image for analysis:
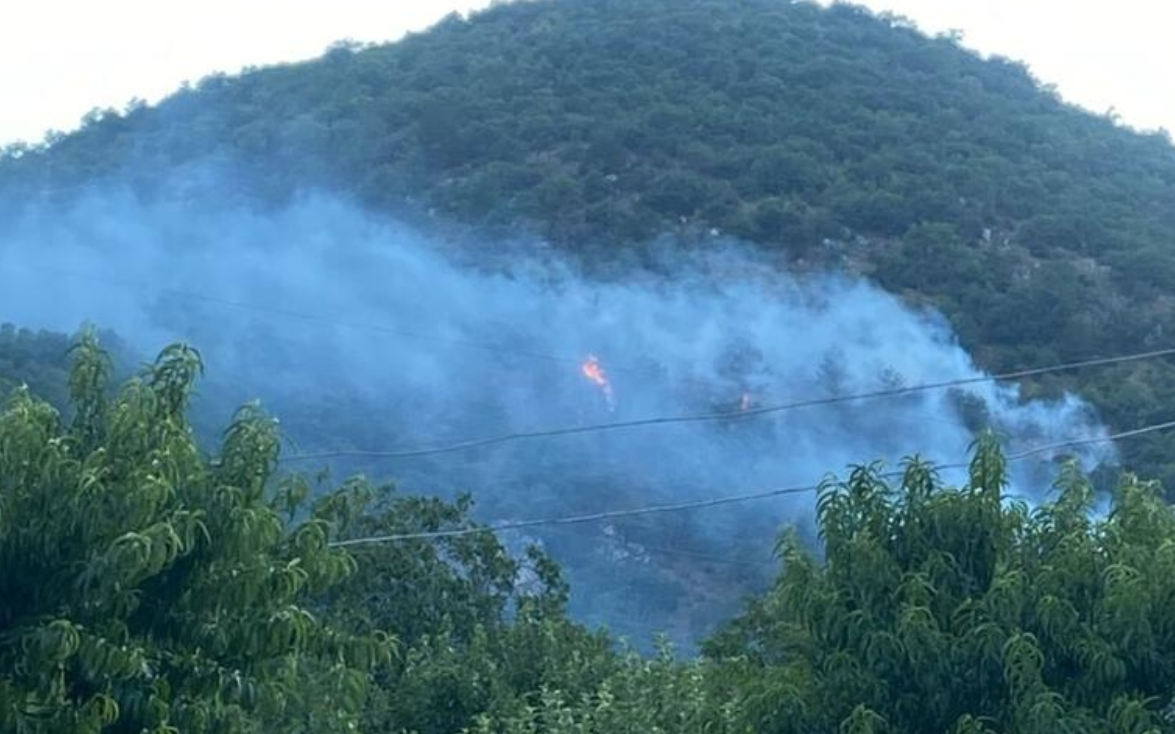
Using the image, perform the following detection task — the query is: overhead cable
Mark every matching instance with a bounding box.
[326,418,1175,547]
[290,346,1175,463]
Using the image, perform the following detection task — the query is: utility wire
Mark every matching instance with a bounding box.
[327,418,1175,547]
[290,346,1175,463]
[32,264,1175,465]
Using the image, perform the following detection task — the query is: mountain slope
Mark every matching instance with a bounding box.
[0,325,72,407]
[4,0,1175,482]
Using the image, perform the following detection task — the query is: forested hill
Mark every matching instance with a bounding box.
[5,0,1175,482]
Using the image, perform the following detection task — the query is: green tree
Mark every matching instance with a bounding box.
[707,437,1175,733]
[7,0,1175,484]
[0,331,390,733]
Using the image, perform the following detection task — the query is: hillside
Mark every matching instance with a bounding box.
[3,0,1175,484]
[0,325,72,406]
[7,335,1175,732]
[12,2,1175,729]
[0,324,135,410]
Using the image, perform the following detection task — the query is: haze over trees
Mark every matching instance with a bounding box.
[6,334,1175,731]
[6,0,1175,730]
[4,0,1175,487]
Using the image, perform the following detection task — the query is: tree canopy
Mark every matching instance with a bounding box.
[4,0,1175,485]
[6,333,1175,732]
[708,449,1175,732]
[8,1,1175,726]
[0,332,679,733]
[0,331,391,732]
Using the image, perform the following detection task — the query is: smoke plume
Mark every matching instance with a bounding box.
[0,182,1114,648]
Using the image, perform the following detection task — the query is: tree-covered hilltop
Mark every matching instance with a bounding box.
[7,334,1175,732]
[0,324,137,412]
[3,0,1175,484]
[0,324,73,407]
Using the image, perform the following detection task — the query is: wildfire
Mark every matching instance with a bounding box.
[581,354,615,410]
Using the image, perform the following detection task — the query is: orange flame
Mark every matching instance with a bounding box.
[581,354,615,409]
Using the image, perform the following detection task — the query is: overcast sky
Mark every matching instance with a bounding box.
[844,0,1175,134]
[1,0,1172,146]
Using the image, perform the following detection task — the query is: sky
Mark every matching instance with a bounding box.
[0,0,495,146]
[0,0,1172,146]
[845,0,1175,134]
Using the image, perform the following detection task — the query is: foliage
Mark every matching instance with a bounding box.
[4,0,1175,484]
[0,330,389,733]
[0,323,75,408]
[307,479,622,733]
[0,323,136,413]
[9,1,1175,729]
[0,331,659,733]
[706,437,1175,732]
[464,644,746,734]
[10,334,1175,733]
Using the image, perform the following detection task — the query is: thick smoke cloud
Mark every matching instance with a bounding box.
[0,184,1114,648]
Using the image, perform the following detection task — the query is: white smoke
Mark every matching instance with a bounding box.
[0,184,1115,648]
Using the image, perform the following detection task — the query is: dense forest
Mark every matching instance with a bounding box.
[7,334,1175,732]
[7,0,1175,729]
[0,325,73,407]
[4,0,1175,485]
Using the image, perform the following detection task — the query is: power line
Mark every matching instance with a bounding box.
[1008,421,1175,460]
[289,346,1175,463]
[326,418,1175,547]
[30,264,1175,467]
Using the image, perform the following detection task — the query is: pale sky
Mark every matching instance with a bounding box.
[0,0,1172,146]
[0,0,495,145]
[845,0,1175,134]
